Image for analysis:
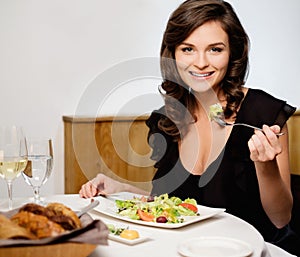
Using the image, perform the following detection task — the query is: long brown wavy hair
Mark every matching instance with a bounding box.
[159,0,249,141]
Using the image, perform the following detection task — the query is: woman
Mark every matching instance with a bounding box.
[80,0,298,254]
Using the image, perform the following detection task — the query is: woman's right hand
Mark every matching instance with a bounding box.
[79,173,125,198]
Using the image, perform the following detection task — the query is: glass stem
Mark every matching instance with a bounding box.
[33,186,41,203]
[7,181,13,210]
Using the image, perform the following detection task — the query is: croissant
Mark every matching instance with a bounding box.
[9,202,82,239]
[0,214,36,240]
[19,202,82,230]
[46,202,81,230]
[11,211,65,238]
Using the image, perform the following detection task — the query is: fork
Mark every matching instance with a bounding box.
[77,199,100,217]
[213,116,284,136]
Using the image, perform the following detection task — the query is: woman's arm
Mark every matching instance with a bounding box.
[248,124,293,228]
[79,173,150,198]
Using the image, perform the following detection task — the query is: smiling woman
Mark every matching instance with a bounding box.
[79,0,300,255]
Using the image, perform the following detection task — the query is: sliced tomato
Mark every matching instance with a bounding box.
[137,209,155,222]
[179,203,198,213]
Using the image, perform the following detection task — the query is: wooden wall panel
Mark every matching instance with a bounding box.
[63,116,155,194]
[288,110,300,175]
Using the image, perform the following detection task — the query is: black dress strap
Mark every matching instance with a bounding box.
[236,89,296,127]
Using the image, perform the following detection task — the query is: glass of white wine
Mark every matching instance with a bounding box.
[0,125,28,210]
[22,138,53,204]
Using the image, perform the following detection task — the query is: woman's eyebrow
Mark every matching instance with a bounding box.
[179,41,227,47]
[208,42,227,47]
[179,42,194,47]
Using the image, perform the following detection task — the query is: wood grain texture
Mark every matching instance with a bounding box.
[63,116,155,194]
[0,242,97,257]
[288,110,300,175]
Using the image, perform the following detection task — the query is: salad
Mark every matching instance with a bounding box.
[107,224,128,236]
[115,193,199,224]
[209,103,224,121]
[107,224,140,240]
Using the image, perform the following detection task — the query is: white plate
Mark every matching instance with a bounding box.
[94,192,225,229]
[107,223,151,245]
[177,237,253,257]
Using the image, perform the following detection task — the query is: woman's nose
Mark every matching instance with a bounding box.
[194,53,209,69]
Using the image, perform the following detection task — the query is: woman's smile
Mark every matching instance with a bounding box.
[188,71,214,79]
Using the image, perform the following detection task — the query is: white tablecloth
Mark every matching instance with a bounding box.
[0,194,295,257]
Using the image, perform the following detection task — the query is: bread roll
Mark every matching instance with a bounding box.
[11,211,65,238]
[18,202,82,231]
[46,202,81,230]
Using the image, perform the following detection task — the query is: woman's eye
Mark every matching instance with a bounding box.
[182,47,193,52]
[210,47,223,53]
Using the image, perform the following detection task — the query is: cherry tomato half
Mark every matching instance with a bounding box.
[137,209,155,222]
[179,203,198,213]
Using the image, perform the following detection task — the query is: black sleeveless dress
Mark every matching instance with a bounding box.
[146,88,299,255]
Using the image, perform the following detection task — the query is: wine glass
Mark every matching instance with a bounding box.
[0,125,28,210]
[22,138,53,204]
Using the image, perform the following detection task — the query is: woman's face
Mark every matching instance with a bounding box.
[175,21,230,93]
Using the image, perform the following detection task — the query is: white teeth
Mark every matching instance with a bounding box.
[190,71,211,77]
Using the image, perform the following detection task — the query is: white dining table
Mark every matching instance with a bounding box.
[0,194,295,257]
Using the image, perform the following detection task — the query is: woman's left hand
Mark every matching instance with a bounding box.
[248,124,282,162]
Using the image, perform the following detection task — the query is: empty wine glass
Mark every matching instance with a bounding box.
[0,126,28,210]
[22,138,53,204]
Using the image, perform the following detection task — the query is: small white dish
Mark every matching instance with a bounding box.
[108,232,150,245]
[107,223,151,245]
[177,236,253,257]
